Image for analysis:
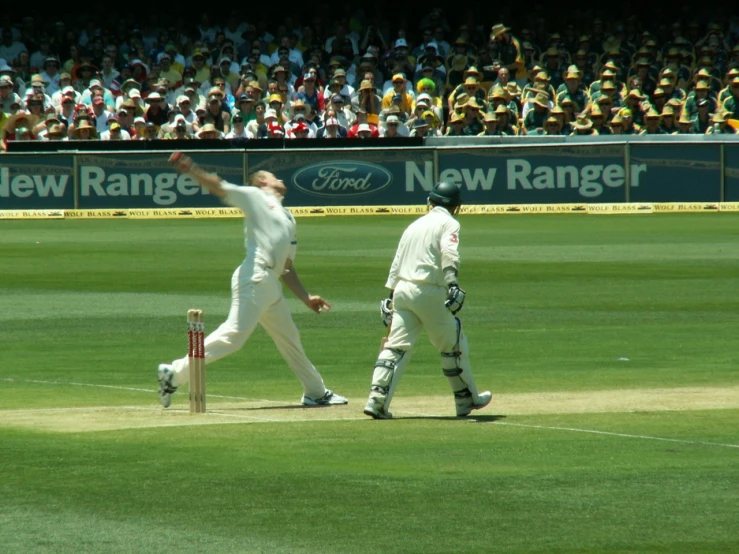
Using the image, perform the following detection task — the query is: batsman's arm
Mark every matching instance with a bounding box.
[281,258,331,314]
[169,151,227,198]
[440,220,461,283]
[385,253,400,291]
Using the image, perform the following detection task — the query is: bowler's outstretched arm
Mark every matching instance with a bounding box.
[169,151,227,198]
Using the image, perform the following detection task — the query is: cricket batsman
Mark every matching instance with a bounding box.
[364,181,492,419]
[157,152,348,408]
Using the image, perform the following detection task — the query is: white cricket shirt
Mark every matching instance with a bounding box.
[386,206,461,289]
[222,183,295,282]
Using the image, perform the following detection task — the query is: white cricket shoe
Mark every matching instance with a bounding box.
[363,397,393,420]
[301,389,349,406]
[456,390,492,417]
[157,364,177,408]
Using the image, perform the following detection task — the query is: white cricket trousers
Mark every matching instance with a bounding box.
[380,279,482,406]
[386,280,461,352]
[170,265,327,398]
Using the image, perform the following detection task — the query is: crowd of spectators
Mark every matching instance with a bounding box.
[3,9,739,150]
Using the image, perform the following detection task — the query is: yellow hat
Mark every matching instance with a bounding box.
[506,82,521,97]
[559,96,574,106]
[71,119,96,137]
[694,68,711,79]
[490,23,511,39]
[489,86,509,101]
[661,67,676,78]
[453,92,469,108]
[532,93,550,108]
[572,114,593,130]
[465,97,483,110]
[47,123,65,137]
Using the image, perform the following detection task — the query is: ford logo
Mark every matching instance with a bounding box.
[291,161,393,198]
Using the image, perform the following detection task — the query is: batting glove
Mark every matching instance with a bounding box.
[444,284,466,315]
[380,298,393,327]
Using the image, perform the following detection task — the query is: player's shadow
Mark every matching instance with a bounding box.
[231,404,341,411]
[222,406,506,422]
[398,414,506,422]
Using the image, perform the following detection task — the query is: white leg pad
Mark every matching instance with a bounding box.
[441,319,485,415]
[367,348,407,413]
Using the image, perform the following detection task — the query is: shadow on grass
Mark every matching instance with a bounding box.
[397,414,507,422]
[221,405,507,422]
[230,404,341,411]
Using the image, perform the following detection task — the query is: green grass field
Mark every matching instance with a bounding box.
[1,214,737,553]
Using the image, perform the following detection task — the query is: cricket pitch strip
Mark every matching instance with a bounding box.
[1,385,737,433]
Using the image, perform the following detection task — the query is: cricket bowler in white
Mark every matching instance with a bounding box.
[157,152,348,408]
[364,181,491,419]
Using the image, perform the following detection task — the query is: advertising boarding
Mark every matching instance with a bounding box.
[629,144,721,202]
[722,144,739,201]
[0,154,75,210]
[248,149,435,207]
[75,152,243,209]
[435,144,630,204]
[1,143,735,213]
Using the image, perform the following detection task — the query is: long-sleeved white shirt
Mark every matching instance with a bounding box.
[386,206,460,289]
[222,183,296,283]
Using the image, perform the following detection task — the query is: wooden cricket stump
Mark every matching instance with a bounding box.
[187,309,206,413]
